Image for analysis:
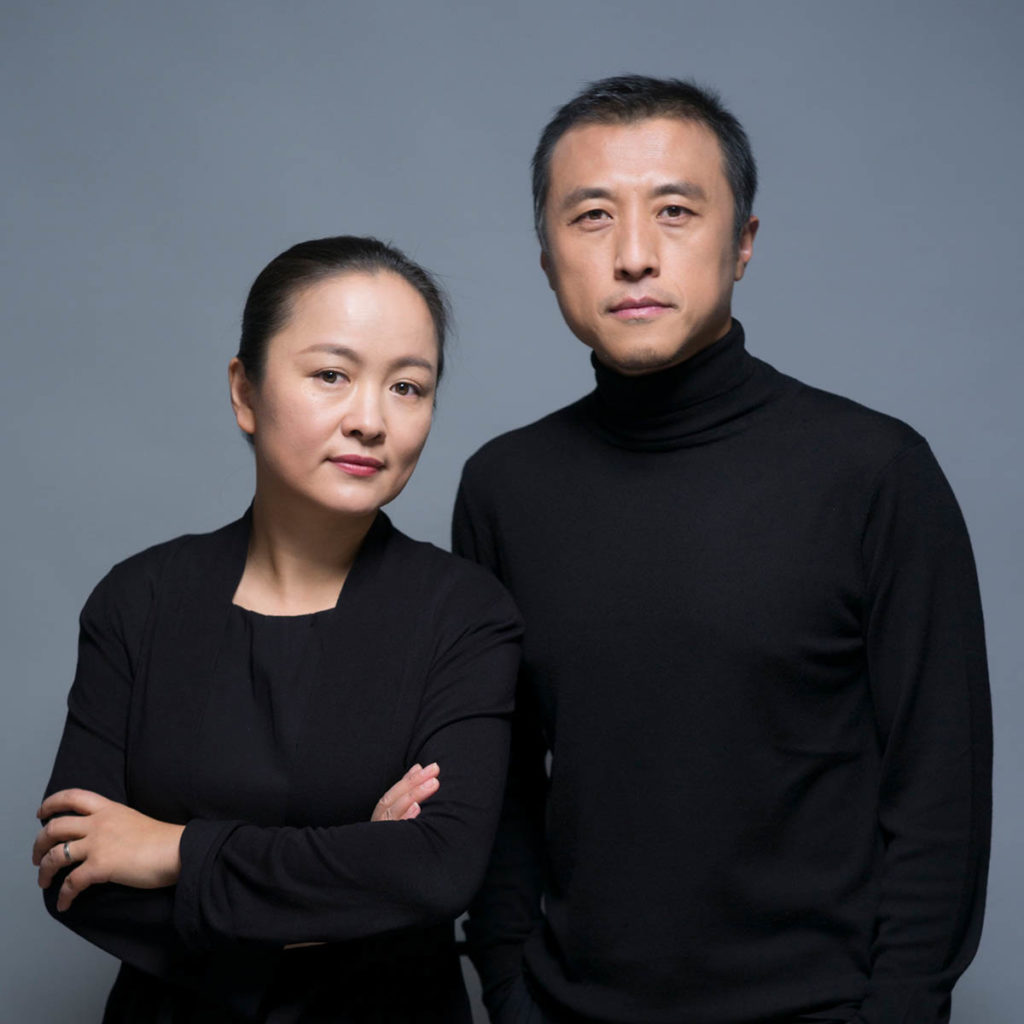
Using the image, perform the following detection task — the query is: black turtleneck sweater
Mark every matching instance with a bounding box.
[452,322,991,1024]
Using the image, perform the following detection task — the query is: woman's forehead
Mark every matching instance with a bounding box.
[269,272,438,366]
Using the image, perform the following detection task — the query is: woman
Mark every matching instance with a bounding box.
[32,236,522,1022]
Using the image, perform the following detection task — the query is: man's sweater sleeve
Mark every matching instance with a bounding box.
[453,466,548,1021]
[856,441,992,1023]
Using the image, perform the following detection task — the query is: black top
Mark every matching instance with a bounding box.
[453,322,991,1024]
[226,606,330,755]
[43,510,523,1022]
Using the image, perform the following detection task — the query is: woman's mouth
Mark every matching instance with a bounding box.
[329,455,384,477]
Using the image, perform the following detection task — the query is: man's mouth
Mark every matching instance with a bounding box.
[608,296,673,319]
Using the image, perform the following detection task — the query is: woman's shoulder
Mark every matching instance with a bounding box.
[380,518,522,627]
[89,516,247,618]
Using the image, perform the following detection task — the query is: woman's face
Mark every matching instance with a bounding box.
[230,271,438,519]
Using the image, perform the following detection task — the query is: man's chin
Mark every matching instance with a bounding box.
[589,323,731,376]
[591,343,693,377]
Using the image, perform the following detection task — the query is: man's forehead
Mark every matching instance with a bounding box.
[548,116,726,194]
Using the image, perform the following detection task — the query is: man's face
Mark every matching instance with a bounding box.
[541,116,757,375]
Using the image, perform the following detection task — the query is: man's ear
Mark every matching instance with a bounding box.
[734,216,759,282]
[228,358,256,436]
[540,248,556,292]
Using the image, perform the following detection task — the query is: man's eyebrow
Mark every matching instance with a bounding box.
[652,181,708,202]
[559,181,708,212]
[559,186,613,212]
[297,343,435,375]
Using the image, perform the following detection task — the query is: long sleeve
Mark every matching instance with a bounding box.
[453,472,548,1020]
[43,564,190,975]
[439,348,993,1022]
[856,442,992,1023]
[42,562,275,1017]
[171,570,522,952]
[42,528,523,1019]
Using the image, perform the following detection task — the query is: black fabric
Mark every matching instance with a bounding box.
[453,322,991,1024]
[228,606,329,757]
[43,511,522,1022]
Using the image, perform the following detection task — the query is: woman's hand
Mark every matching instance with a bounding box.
[371,762,440,822]
[281,764,440,949]
[33,789,185,912]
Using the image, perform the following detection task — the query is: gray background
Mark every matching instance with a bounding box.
[2,2,1021,1020]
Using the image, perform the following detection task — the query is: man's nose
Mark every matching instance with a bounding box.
[614,214,659,281]
[341,386,385,442]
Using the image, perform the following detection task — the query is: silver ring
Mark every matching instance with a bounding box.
[62,841,73,864]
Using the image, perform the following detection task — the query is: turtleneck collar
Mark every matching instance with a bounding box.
[586,320,787,451]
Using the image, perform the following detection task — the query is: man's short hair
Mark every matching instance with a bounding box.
[532,74,758,249]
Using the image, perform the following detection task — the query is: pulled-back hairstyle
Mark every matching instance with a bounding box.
[531,74,757,248]
[237,235,450,385]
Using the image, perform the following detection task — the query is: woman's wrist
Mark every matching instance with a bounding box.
[157,822,186,886]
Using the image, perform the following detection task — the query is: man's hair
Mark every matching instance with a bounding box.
[531,74,757,249]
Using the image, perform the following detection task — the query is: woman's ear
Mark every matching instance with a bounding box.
[228,358,256,436]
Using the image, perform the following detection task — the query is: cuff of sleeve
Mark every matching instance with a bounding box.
[470,941,527,1008]
[173,818,245,953]
[856,978,951,1023]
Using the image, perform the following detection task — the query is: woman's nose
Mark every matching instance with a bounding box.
[341,388,385,442]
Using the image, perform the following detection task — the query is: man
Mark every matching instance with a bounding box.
[453,76,991,1024]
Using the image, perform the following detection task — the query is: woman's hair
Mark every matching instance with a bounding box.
[237,235,450,384]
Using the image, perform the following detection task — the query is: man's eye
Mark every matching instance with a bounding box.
[661,205,690,219]
[391,381,421,397]
[576,209,609,223]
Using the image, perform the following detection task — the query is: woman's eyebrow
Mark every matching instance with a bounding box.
[391,356,436,373]
[298,344,435,375]
[298,343,361,360]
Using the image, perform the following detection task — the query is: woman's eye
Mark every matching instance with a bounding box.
[317,370,342,384]
[391,381,421,398]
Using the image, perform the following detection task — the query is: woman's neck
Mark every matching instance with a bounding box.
[232,488,376,616]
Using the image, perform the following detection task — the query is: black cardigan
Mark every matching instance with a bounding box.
[43,510,522,1022]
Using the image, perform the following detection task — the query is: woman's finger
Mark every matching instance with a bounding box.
[32,815,87,866]
[371,763,440,822]
[37,836,84,891]
[384,773,440,821]
[385,762,431,803]
[373,765,419,819]
[56,862,97,913]
[38,788,108,821]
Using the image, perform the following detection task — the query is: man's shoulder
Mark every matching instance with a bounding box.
[462,397,591,480]
[779,372,927,468]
